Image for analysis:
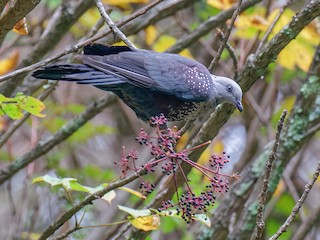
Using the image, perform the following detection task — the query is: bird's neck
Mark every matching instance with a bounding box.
[211,84,223,106]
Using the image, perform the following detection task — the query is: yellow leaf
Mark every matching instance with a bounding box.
[130,215,160,231]
[176,131,189,151]
[235,8,268,32]
[277,44,296,71]
[119,186,146,199]
[207,0,238,10]
[0,51,19,75]
[278,40,314,72]
[20,231,41,240]
[0,117,6,131]
[212,139,224,154]
[235,8,318,72]
[13,18,28,35]
[273,179,285,197]
[299,20,320,45]
[153,35,193,58]
[103,0,149,10]
[198,144,212,165]
[153,35,175,52]
[197,139,224,165]
[145,25,158,46]
[70,8,101,38]
[16,95,46,118]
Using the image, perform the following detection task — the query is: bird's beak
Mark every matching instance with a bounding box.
[235,101,243,112]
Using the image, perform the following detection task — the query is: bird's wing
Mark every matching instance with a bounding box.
[79,51,214,101]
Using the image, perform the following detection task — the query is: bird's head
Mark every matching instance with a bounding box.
[211,75,243,112]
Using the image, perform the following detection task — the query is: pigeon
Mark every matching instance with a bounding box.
[33,44,242,122]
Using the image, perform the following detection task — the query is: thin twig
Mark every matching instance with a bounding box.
[208,0,243,72]
[246,92,268,125]
[269,161,320,240]
[291,203,320,240]
[254,109,288,240]
[49,225,80,240]
[255,0,294,54]
[218,31,239,79]
[94,0,137,49]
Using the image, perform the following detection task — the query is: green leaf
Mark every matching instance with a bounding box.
[0,94,6,102]
[33,175,116,203]
[32,175,77,190]
[1,103,23,119]
[0,93,46,119]
[16,95,46,117]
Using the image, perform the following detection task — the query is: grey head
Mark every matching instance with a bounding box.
[210,75,243,112]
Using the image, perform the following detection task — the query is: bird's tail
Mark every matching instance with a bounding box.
[32,64,125,86]
[33,64,100,81]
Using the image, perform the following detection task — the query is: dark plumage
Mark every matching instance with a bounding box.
[33,44,243,121]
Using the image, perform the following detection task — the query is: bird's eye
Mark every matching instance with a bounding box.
[227,85,233,92]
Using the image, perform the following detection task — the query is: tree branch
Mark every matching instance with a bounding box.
[254,110,287,240]
[0,0,41,45]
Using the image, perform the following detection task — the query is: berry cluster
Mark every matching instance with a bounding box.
[115,114,238,223]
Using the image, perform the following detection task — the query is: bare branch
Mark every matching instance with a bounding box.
[254,109,288,240]
[218,31,239,79]
[291,203,320,240]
